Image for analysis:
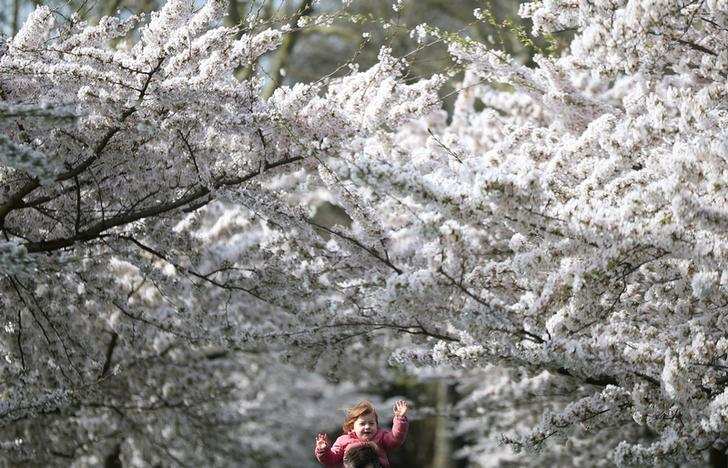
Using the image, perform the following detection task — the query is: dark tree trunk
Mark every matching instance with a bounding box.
[104,443,122,468]
[432,380,452,468]
[710,447,728,468]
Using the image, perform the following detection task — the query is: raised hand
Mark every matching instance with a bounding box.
[315,433,330,450]
[393,400,409,417]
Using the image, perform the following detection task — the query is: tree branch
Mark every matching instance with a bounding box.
[22,156,303,253]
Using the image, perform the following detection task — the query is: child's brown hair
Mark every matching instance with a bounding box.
[343,400,379,432]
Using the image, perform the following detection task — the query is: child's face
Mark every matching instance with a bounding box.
[353,413,378,441]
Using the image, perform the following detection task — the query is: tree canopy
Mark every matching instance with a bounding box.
[2,0,728,466]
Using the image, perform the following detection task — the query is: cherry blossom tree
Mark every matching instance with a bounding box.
[324,0,728,465]
[4,0,728,466]
[0,1,441,464]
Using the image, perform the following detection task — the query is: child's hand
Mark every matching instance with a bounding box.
[315,433,330,451]
[393,400,409,417]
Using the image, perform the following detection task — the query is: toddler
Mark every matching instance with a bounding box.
[315,400,409,468]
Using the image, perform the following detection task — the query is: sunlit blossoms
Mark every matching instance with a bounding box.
[320,0,728,465]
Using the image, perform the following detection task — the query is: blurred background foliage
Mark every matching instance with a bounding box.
[0,1,562,466]
[0,0,568,108]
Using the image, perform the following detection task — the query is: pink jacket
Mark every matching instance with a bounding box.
[315,416,408,468]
